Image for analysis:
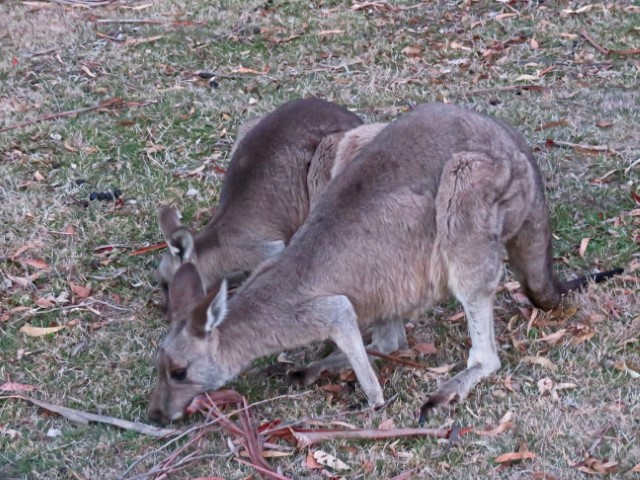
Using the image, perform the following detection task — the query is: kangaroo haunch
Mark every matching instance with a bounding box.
[157,97,363,308]
[149,102,621,426]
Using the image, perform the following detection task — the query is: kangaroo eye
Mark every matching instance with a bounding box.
[170,368,187,381]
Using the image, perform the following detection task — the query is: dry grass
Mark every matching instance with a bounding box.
[1,0,638,479]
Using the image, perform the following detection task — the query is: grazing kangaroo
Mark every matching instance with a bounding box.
[157,98,363,300]
[149,103,621,425]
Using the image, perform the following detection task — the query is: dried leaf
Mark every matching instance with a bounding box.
[305,451,322,469]
[232,65,270,75]
[11,244,32,259]
[63,140,78,152]
[537,377,554,395]
[613,359,640,379]
[530,37,539,49]
[535,120,570,131]
[0,382,37,392]
[313,450,350,471]
[413,342,437,355]
[536,329,566,345]
[64,224,75,235]
[378,418,395,430]
[6,272,41,288]
[515,74,539,82]
[81,65,96,78]
[23,258,49,270]
[129,242,167,256]
[35,296,54,308]
[495,451,537,463]
[19,324,65,337]
[427,363,456,374]
[579,238,590,257]
[596,120,612,128]
[33,170,45,182]
[401,45,422,57]
[476,411,513,436]
[70,282,91,299]
[521,356,557,371]
[630,463,640,473]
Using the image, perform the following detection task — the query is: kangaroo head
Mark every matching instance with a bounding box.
[149,263,236,425]
[158,205,199,303]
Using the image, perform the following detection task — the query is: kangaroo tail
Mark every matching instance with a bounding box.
[560,268,624,293]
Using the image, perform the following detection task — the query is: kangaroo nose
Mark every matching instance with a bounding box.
[148,408,167,426]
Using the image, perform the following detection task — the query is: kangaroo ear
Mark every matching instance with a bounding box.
[189,279,228,337]
[206,279,228,331]
[166,228,196,263]
[158,205,182,238]
[168,263,205,322]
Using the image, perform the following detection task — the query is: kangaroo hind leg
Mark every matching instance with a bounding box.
[420,152,508,422]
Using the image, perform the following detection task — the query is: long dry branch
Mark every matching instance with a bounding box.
[0,98,157,133]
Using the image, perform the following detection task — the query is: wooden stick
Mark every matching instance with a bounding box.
[96,18,163,24]
[365,349,426,369]
[579,28,609,54]
[580,28,640,56]
[292,426,451,448]
[4,395,176,437]
[0,98,156,133]
[470,84,545,95]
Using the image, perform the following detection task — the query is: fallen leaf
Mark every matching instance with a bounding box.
[530,37,539,49]
[378,418,395,430]
[515,74,539,82]
[81,65,96,78]
[495,451,537,463]
[64,224,75,235]
[6,272,42,288]
[70,282,91,299]
[579,238,590,257]
[596,120,612,128]
[306,451,322,469]
[521,356,557,371]
[413,342,437,355]
[447,311,465,322]
[321,384,343,394]
[537,377,554,395]
[35,296,54,308]
[536,329,566,345]
[630,463,640,473]
[613,359,640,379]
[535,119,570,131]
[0,382,37,392]
[125,35,164,47]
[476,411,513,436]
[401,45,422,57]
[313,450,350,471]
[33,170,45,182]
[129,242,167,256]
[532,473,559,480]
[232,65,270,75]
[19,324,65,337]
[22,258,49,270]
[63,140,78,152]
[10,244,32,259]
[427,363,456,375]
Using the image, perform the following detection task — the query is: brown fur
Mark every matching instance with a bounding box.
[149,103,620,425]
[158,98,363,300]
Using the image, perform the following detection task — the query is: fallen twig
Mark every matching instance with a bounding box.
[0,98,157,133]
[129,242,167,256]
[2,395,176,437]
[470,84,545,95]
[547,139,621,156]
[291,426,452,448]
[365,349,426,369]
[580,28,640,56]
[96,18,163,24]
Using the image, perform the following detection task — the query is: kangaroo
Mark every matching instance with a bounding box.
[157,98,363,301]
[149,103,621,426]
